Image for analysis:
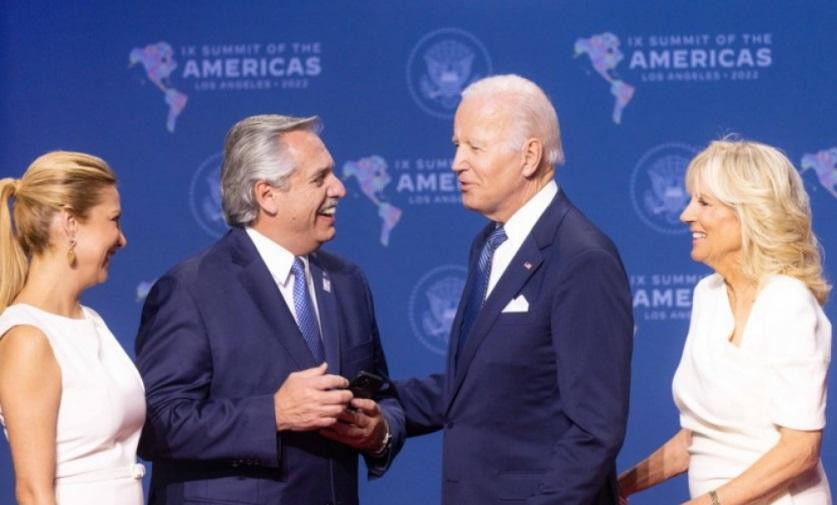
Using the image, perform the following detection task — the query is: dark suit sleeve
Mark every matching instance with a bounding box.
[529,249,633,505]
[394,373,447,437]
[356,271,407,477]
[135,273,280,466]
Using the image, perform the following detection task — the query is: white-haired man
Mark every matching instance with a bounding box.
[397,75,633,504]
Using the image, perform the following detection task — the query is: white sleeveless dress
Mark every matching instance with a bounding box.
[673,275,831,504]
[0,304,146,505]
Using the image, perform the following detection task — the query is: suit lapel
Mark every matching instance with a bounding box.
[230,229,318,369]
[309,253,341,375]
[445,227,489,393]
[446,238,543,410]
[445,189,572,412]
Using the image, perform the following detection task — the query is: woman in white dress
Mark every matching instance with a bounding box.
[0,151,145,505]
[618,140,831,504]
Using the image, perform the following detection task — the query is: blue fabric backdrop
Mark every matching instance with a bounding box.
[2,2,836,503]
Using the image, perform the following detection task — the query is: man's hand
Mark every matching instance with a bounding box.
[274,363,352,431]
[320,397,388,453]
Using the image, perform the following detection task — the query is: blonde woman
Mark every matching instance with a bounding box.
[0,152,145,505]
[619,140,831,504]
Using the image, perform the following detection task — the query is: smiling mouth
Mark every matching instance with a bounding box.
[691,232,706,239]
[317,205,337,218]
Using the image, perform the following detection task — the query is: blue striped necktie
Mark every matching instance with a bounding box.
[457,226,507,362]
[291,258,325,363]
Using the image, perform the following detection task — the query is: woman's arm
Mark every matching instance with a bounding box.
[683,427,821,505]
[0,325,61,505]
[618,428,691,499]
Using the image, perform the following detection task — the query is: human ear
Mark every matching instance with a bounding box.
[253,181,279,216]
[520,138,544,178]
[59,208,78,243]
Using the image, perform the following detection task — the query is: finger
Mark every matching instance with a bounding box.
[296,362,329,378]
[317,389,353,405]
[314,374,350,389]
[349,398,379,414]
[313,417,338,429]
[313,404,351,419]
[334,409,358,423]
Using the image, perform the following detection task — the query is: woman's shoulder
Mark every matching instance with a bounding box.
[758,275,818,306]
[0,304,46,335]
[0,320,54,369]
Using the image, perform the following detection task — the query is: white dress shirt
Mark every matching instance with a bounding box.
[485,180,558,297]
[245,227,323,334]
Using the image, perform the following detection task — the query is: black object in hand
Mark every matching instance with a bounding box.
[348,370,384,399]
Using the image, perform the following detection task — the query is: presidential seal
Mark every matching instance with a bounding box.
[630,143,697,234]
[408,265,467,355]
[406,27,492,119]
[189,152,228,238]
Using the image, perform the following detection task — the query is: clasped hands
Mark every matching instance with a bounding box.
[273,363,388,454]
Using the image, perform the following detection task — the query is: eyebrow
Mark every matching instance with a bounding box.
[311,165,331,181]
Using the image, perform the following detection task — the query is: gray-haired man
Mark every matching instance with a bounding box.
[136,115,404,505]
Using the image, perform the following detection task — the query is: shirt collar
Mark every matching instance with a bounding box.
[500,180,558,244]
[245,227,305,286]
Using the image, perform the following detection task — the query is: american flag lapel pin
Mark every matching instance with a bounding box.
[523,261,532,270]
[322,275,331,293]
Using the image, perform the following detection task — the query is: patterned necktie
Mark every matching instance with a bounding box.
[457,226,508,362]
[291,258,325,363]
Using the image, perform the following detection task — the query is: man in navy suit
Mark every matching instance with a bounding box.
[135,115,404,505]
[397,75,633,504]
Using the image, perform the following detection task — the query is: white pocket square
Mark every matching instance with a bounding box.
[502,294,529,313]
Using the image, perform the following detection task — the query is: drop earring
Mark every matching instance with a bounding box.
[68,238,77,267]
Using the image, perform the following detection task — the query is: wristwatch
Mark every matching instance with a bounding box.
[369,419,392,457]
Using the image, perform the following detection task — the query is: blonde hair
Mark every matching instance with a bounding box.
[0,151,117,312]
[685,139,830,304]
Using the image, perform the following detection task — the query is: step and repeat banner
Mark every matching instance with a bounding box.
[2,2,835,503]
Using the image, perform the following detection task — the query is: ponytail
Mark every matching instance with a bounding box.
[0,178,28,313]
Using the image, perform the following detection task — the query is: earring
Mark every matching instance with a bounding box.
[67,239,77,267]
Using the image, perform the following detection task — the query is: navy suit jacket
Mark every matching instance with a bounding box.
[135,228,404,505]
[397,189,633,505]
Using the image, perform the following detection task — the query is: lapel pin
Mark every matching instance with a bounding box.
[523,261,532,270]
[322,276,331,293]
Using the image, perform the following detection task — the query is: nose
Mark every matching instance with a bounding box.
[680,197,695,223]
[118,231,127,248]
[451,146,466,174]
[328,173,346,200]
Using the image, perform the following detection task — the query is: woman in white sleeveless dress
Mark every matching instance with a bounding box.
[0,152,145,505]
[618,140,831,504]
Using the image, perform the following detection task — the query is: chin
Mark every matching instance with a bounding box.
[460,197,480,212]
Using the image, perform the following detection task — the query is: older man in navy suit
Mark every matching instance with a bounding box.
[397,75,633,504]
[135,115,403,505]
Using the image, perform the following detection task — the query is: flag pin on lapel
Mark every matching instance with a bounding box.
[523,261,532,270]
[322,276,331,293]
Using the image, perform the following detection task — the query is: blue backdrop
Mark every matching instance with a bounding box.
[2,1,836,503]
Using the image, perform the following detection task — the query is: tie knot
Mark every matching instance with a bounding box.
[486,226,507,251]
[292,257,306,277]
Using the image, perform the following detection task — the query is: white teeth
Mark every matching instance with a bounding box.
[319,207,336,216]
[692,232,706,239]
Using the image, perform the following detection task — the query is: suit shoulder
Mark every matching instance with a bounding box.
[558,205,622,259]
[313,249,364,277]
[153,237,232,290]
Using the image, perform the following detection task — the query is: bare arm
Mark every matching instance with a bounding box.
[684,427,822,505]
[618,428,691,499]
[0,326,61,505]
